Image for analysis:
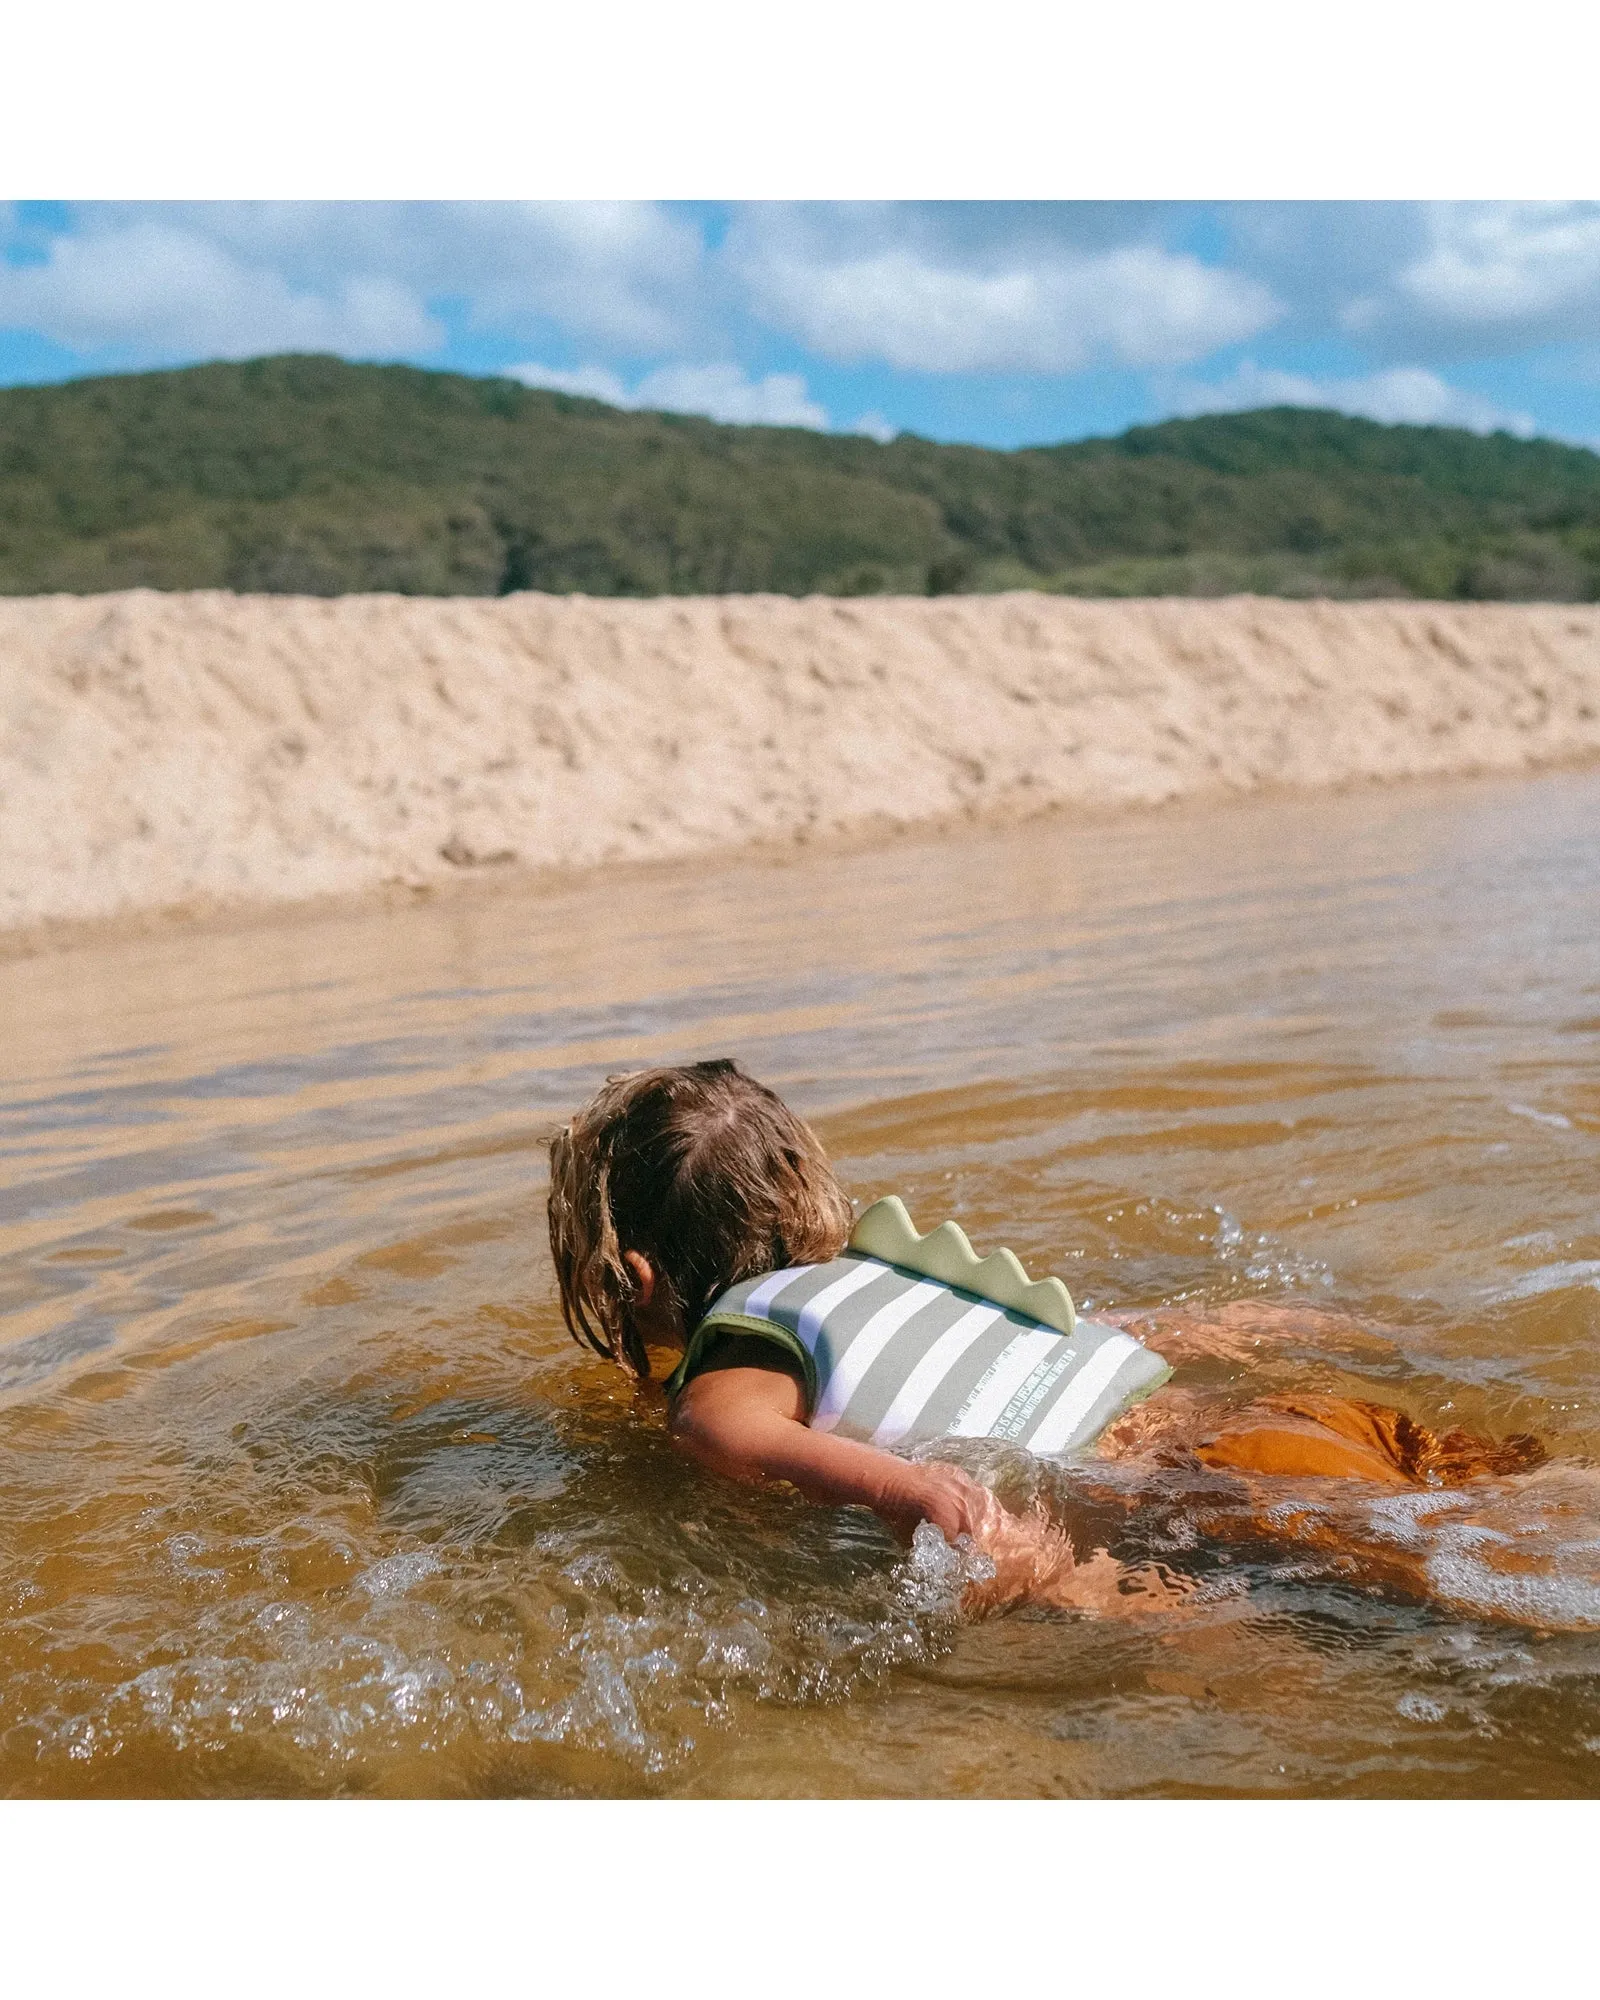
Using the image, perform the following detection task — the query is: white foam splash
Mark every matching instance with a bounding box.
[1506,1102,1574,1131]
[1425,1550,1600,1630]
[901,1521,997,1612]
[1494,1259,1600,1302]
[353,1551,443,1597]
[1363,1490,1475,1550]
[1212,1204,1336,1291]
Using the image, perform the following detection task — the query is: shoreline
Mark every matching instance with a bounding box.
[7,756,1599,970]
[4,589,1598,956]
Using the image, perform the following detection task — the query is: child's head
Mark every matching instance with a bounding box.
[547,1059,852,1377]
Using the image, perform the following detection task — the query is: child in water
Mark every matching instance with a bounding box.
[547,1058,1549,1619]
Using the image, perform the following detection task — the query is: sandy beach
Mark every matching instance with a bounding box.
[2,589,1597,942]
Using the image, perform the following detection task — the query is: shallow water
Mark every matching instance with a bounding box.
[2,768,1599,1797]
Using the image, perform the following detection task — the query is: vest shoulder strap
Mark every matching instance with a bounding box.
[665,1310,817,1405]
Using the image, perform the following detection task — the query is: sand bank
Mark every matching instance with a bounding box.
[3,590,1597,940]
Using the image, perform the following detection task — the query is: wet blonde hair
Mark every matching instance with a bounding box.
[547,1059,853,1378]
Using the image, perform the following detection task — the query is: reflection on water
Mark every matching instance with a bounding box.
[2,767,1598,1796]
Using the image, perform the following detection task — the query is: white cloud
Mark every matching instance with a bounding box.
[137,201,706,348]
[636,363,827,428]
[728,209,1281,373]
[1168,359,1537,437]
[1332,202,1600,352]
[852,411,898,443]
[504,361,632,403]
[418,202,703,348]
[505,358,829,429]
[1389,203,1600,330]
[0,201,707,366]
[759,199,1600,371]
[0,217,437,360]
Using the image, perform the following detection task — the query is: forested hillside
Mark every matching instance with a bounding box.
[2,354,1597,599]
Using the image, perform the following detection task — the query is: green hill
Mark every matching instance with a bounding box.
[1,354,1597,600]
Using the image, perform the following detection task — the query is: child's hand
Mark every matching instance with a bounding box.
[895,1461,1002,1546]
[935,1484,1200,1621]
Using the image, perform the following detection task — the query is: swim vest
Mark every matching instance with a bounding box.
[668,1196,1171,1458]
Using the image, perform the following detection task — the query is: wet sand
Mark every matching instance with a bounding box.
[3,590,1598,943]
[2,765,1598,1797]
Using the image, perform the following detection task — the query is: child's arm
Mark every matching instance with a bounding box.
[671,1355,1194,1617]
[667,1341,993,1544]
[670,1336,1198,1620]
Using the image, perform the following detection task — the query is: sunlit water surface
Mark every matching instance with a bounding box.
[2,769,1599,1797]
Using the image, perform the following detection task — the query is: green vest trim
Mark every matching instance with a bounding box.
[665,1311,815,1404]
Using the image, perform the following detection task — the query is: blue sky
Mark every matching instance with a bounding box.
[2,201,1599,452]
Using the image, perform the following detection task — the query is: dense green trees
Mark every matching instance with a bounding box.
[1,354,1596,598]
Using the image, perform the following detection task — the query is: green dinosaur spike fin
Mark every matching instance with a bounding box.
[848,1195,1077,1336]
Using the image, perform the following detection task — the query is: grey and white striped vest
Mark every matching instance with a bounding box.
[671,1197,1171,1458]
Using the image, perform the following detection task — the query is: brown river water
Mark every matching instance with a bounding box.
[2,768,1599,1797]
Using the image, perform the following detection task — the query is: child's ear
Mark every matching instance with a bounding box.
[623,1249,656,1305]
